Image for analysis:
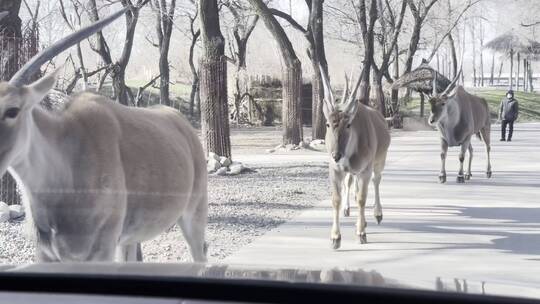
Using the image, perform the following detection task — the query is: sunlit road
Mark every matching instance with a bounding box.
[225,123,540,299]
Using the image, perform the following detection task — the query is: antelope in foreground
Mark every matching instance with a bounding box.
[0,9,208,262]
[427,71,492,183]
[320,68,391,249]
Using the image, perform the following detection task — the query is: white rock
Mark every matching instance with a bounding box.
[285,144,295,151]
[0,202,9,223]
[208,152,220,161]
[215,167,228,176]
[219,156,232,167]
[9,204,25,220]
[207,158,221,173]
[229,162,244,175]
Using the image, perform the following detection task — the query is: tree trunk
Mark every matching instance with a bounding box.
[471,24,477,86]
[248,0,303,145]
[200,56,230,157]
[524,58,528,92]
[490,52,495,85]
[448,33,457,78]
[480,49,484,86]
[282,61,303,145]
[479,20,484,86]
[390,44,399,115]
[0,0,22,206]
[189,77,199,118]
[373,75,386,116]
[199,0,231,158]
[0,0,22,80]
[498,61,504,85]
[420,93,425,118]
[356,0,377,105]
[188,27,200,118]
[89,0,142,106]
[404,22,421,74]
[158,46,170,106]
[309,0,327,140]
[509,49,514,89]
[528,60,534,92]
[311,65,326,139]
[232,67,248,124]
[516,52,520,90]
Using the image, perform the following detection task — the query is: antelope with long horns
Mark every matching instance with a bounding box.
[427,68,492,183]
[320,67,391,249]
[0,9,208,262]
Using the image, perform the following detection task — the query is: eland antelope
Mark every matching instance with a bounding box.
[320,68,391,249]
[0,9,208,262]
[427,71,492,183]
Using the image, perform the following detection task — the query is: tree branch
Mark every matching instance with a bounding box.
[269,8,307,33]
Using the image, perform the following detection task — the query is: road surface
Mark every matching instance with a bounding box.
[225,123,540,299]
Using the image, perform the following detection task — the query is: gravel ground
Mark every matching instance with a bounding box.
[0,127,331,264]
[143,162,329,262]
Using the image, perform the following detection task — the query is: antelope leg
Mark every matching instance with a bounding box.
[330,168,346,249]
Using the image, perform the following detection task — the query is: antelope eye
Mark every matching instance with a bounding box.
[326,123,330,128]
[4,107,20,119]
[346,124,351,128]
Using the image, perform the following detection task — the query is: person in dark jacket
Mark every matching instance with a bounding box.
[499,89,519,141]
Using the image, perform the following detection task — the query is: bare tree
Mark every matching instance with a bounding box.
[223,0,259,125]
[479,17,484,86]
[151,0,176,107]
[0,0,22,80]
[177,0,201,118]
[372,0,407,116]
[59,0,94,91]
[470,20,477,86]
[403,0,439,74]
[248,0,303,145]
[353,0,378,105]
[199,0,231,157]
[266,0,328,139]
[0,0,23,207]
[87,0,149,106]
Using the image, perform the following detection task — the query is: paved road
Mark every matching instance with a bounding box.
[226,123,540,299]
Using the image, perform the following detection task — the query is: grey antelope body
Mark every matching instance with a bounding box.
[428,73,492,183]
[0,9,208,262]
[320,68,391,249]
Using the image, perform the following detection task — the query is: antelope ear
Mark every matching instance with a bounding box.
[22,68,61,108]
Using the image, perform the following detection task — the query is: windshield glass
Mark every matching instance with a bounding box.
[1,0,540,300]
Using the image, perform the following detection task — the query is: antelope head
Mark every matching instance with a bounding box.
[0,9,127,175]
[427,68,462,126]
[319,66,362,166]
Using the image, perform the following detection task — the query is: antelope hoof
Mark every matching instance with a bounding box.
[456,175,465,183]
[486,171,492,178]
[465,173,472,180]
[343,207,350,217]
[439,175,447,183]
[375,215,383,225]
[331,236,341,250]
[359,233,368,244]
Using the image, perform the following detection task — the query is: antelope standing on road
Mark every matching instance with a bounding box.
[0,9,208,262]
[427,72,492,183]
[320,68,391,249]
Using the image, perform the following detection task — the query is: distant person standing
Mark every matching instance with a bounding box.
[499,90,519,141]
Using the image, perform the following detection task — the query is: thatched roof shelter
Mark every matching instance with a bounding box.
[392,61,451,95]
[485,31,540,56]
